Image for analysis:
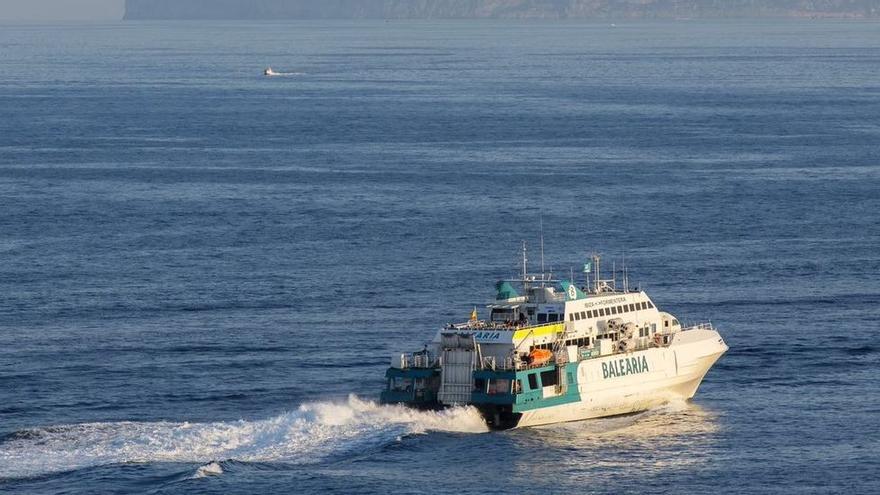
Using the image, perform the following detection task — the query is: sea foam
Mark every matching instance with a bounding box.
[0,395,487,480]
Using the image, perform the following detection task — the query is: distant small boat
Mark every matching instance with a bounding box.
[264,67,279,77]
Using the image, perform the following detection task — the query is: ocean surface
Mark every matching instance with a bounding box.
[1,19,878,494]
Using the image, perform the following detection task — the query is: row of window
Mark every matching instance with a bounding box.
[474,378,511,395]
[530,336,593,354]
[474,370,561,395]
[569,300,654,322]
[522,370,558,392]
[536,313,561,323]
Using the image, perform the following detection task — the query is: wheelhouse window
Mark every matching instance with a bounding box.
[528,374,538,390]
[538,313,548,323]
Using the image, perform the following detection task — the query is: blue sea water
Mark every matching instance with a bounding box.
[1,19,879,494]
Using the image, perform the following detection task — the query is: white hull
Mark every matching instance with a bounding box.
[516,329,727,428]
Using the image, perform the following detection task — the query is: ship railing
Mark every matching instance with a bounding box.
[398,352,438,369]
[481,356,518,371]
[447,320,524,331]
[447,320,563,332]
[683,322,714,332]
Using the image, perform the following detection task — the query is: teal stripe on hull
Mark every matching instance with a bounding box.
[512,362,580,413]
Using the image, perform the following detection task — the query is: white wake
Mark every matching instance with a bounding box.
[0,395,487,480]
[265,71,306,77]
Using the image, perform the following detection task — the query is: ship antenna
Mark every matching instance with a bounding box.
[521,240,528,284]
[539,215,545,286]
[612,260,616,292]
[623,253,629,292]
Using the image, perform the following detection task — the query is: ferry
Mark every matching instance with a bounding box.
[380,247,728,429]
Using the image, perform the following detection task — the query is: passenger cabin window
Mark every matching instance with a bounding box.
[528,374,538,390]
[569,313,575,322]
[549,314,559,322]
[538,313,548,323]
[488,378,510,395]
[391,377,413,392]
[648,301,655,308]
[490,308,514,322]
[610,306,617,315]
[617,305,624,313]
[629,303,636,311]
[640,302,648,310]
[580,311,586,319]
[574,312,581,321]
[587,310,593,318]
[539,370,558,387]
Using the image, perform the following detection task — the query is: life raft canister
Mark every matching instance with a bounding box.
[529,349,553,366]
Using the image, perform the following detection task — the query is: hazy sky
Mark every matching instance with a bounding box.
[0,0,124,21]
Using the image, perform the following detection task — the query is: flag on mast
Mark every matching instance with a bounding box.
[583,262,592,273]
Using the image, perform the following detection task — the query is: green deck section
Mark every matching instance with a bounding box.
[470,363,582,412]
[512,362,581,412]
[380,367,440,406]
[380,362,582,412]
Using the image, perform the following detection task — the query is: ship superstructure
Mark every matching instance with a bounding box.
[380,248,728,429]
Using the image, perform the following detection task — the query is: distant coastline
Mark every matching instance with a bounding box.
[124,0,880,20]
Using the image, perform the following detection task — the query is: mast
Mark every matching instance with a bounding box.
[539,216,545,286]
